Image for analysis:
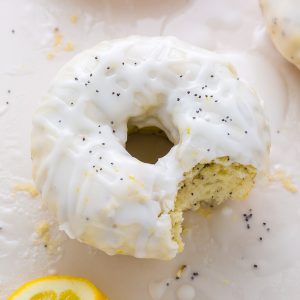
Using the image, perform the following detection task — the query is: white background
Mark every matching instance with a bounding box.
[1,0,300,299]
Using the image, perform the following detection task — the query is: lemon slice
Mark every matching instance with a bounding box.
[8,276,108,300]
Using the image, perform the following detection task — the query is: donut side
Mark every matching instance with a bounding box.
[260,0,300,69]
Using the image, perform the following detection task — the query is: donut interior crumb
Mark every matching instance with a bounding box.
[171,157,256,252]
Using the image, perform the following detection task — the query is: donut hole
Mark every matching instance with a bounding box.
[125,126,174,164]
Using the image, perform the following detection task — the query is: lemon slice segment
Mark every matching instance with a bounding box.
[8,276,108,300]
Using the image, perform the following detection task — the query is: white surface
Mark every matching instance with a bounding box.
[32,35,269,260]
[177,284,196,300]
[0,0,300,299]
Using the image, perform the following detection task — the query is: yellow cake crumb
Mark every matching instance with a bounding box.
[14,183,39,197]
[186,128,191,135]
[227,63,238,77]
[222,279,231,285]
[35,221,60,254]
[46,28,75,59]
[64,42,74,52]
[283,180,298,193]
[269,170,298,193]
[176,265,187,279]
[70,15,78,24]
[36,221,50,237]
[47,52,55,60]
[35,221,52,251]
[53,30,63,47]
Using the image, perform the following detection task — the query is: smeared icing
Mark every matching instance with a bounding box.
[31,36,270,259]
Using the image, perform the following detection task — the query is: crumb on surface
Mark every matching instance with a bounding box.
[47,28,75,59]
[222,279,231,285]
[53,30,63,47]
[35,221,60,254]
[226,63,237,77]
[35,221,51,250]
[64,41,74,52]
[36,221,50,237]
[175,264,187,279]
[70,15,78,24]
[14,183,39,197]
[269,170,298,193]
[47,52,55,60]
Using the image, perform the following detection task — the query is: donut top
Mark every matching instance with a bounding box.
[260,0,300,69]
[32,36,270,259]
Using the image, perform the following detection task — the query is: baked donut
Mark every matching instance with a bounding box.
[32,36,270,260]
[260,0,300,69]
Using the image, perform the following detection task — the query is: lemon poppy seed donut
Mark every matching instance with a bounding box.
[31,36,270,260]
[260,0,300,69]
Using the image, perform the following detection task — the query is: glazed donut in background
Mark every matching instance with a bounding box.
[260,0,300,69]
[31,36,270,260]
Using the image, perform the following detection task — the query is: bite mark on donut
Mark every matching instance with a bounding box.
[171,157,257,251]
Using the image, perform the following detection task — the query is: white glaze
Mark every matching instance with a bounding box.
[260,0,300,69]
[32,36,270,260]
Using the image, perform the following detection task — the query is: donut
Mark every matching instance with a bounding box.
[260,0,300,69]
[31,36,270,260]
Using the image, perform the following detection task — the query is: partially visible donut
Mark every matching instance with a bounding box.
[31,36,270,260]
[260,0,300,69]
